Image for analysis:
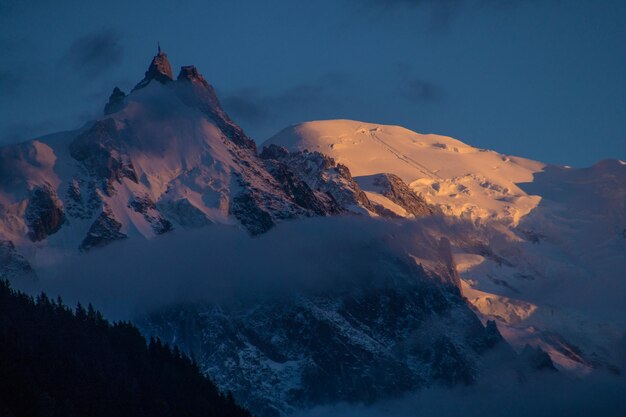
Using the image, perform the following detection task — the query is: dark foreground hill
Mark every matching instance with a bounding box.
[0,280,252,417]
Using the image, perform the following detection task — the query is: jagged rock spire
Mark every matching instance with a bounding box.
[104,87,127,115]
[132,44,174,91]
[149,43,173,80]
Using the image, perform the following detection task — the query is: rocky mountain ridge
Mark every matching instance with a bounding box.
[0,48,419,278]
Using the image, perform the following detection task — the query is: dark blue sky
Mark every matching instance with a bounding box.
[1,0,624,166]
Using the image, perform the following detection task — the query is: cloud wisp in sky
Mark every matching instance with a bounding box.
[358,0,543,32]
[398,77,444,103]
[22,216,462,320]
[64,29,124,77]
[221,73,358,140]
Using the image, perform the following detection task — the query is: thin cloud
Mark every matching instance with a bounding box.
[399,77,444,103]
[65,29,123,76]
[221,73,356,139]
[294,371,626,417]
[222,83,332,125]
[356,0,543,33]
[221,87,271,125]
[29,216,455,319]
[394,62,444,104]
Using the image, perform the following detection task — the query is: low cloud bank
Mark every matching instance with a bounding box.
[295,371,626,417]
[14,215,626,416]
[28,216,450,320]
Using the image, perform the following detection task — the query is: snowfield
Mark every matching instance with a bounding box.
[265,119,626,374]
[266,120,544,225]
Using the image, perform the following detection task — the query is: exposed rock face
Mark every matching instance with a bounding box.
[434,237,461,289]
[260,144,374,215]
[133,47,174,90]
[230,192,276,236]
[65,179,101,220]
[261,146,341,216]
[259,145,437,220]
[263,161,339,216]
[158,199,212,228]
[520,344,557,371]
[69,118,138,194]
[25,185,65,242]
[357,173,435,217]
[0,240,36,280]
[79,208,127,252]
[141,257,508,417]
[482,319,506,349]
[129,194,173,235]
[103,87,127,115]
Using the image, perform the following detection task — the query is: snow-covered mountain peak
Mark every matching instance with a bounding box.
[265,118,626,376]
[3,57,426,276]
[265,119,545,226]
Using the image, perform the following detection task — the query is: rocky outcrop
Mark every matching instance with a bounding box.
[0,240,36,280]
[141,259,506,417]
[262,160,341,216]
[356,173,434,217]
[69,118,138,195]
[158,199,212,229]
[65,179,101,220]
[260,144,374,214]
[129,194,173,235]
[132,46,174,91]
[520,344,557,371]
[103,87,127,115]
[230,192,275,236]
[79,208,127,251]
[25,185,65,242]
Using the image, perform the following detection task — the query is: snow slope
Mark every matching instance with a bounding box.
[0,52,386,277]
[266,120,544,225]
[264,119,626,373]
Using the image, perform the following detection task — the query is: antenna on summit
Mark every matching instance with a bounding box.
[157,41,162,54]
